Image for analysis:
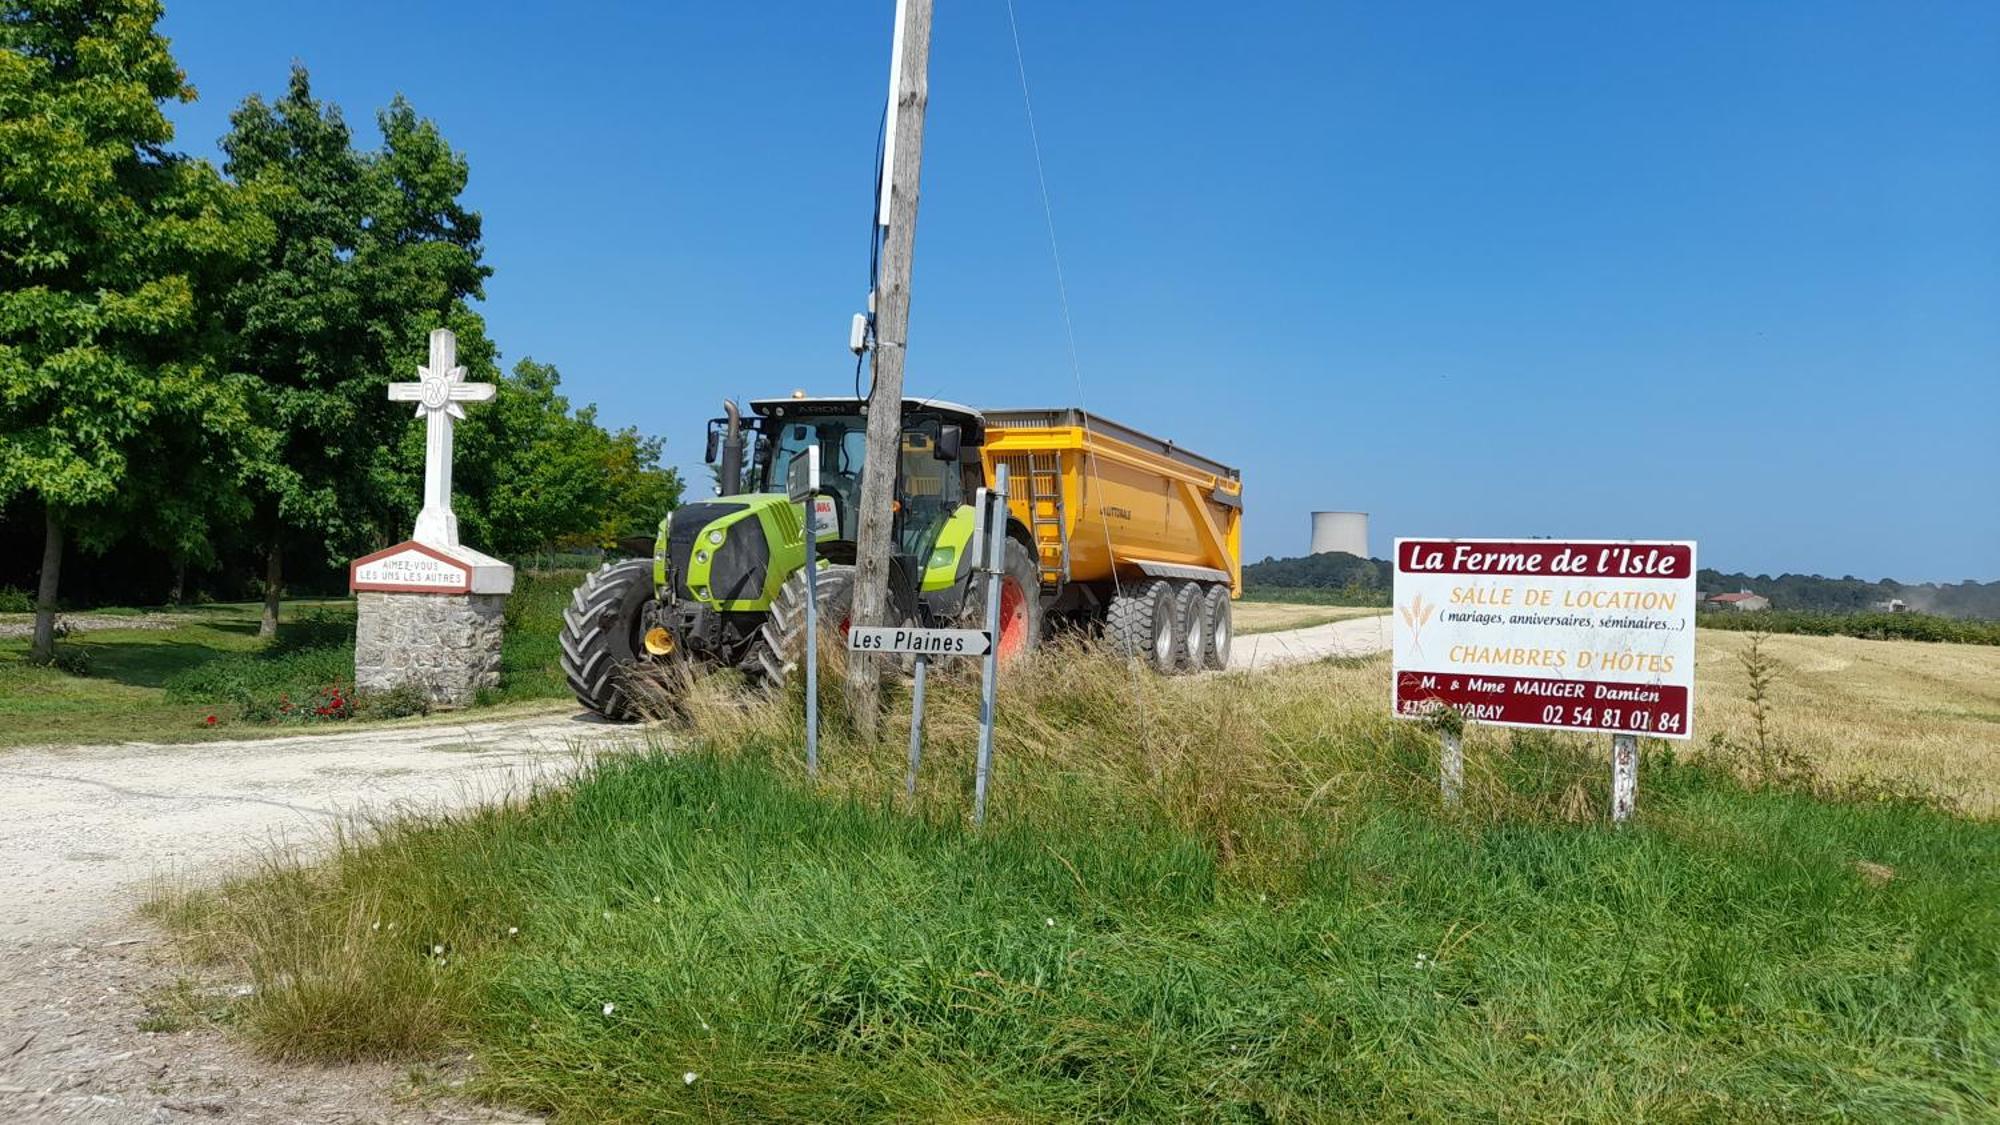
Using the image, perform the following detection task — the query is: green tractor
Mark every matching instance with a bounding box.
[559,396,1041,719]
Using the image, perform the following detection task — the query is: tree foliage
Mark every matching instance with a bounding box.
[0,13,684,620]
[416,357,682,558]
[221,65,492,566]
[0,0,264,654]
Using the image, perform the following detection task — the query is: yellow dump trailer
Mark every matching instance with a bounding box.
[980,408,1243,671]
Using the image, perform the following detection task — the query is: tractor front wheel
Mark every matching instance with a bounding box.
[560,559,665,721]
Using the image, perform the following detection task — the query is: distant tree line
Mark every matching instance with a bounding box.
[1244,553,1999,622]
[0,0,681,657]
[1696,569,2000,620]
[1242,552,1392,606]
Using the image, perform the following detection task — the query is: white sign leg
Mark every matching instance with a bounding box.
[1611,733,1638,823]
[1441,731,1463,809]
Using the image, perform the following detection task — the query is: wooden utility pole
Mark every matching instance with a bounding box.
[847,0,934,735]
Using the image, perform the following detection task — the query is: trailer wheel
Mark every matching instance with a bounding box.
[1107,578,1180,673]
[1170,581,1204,672]
[970,538,1044,662]
[560,559,661,721]
[1198,584,1233,670]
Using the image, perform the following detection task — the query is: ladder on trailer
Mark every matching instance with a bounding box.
[1023,451,1069,588]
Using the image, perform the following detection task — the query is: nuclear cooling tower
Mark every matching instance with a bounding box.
[1309,511,1369,557]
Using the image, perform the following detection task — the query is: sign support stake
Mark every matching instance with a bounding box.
[1611,733,1637,823]
[1441,730,1463,808]
[792,446,822,779]
[972,464,1009,827]
[905,654,928,796]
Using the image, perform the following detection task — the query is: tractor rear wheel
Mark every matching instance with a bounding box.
[968,538,1044,662]
[1106,578,1180,673]
[560,559,661,721]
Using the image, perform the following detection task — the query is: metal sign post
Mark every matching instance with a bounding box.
[1611,733,1637,823]
[845,625,993,795]
[788,447,822,777]
[905,655,927,796]
[972,465,1009,827]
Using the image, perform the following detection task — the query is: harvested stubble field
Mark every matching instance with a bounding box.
[150,634,1998,1122]
[1694,628,2000,814]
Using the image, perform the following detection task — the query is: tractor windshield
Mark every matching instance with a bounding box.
[758,412,965,564]
[765,415,868,541]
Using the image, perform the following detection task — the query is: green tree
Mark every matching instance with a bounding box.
[0,0,259,660]
[221,66,490,636]
[399,357,683,558]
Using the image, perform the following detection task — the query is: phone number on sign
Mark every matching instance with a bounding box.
[1394,671,1690,737]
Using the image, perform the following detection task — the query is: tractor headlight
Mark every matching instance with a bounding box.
[927,545,956,572]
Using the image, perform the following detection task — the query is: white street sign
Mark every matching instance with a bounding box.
[848,626,991,657]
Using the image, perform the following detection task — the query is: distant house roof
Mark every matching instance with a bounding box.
[1709,592,1764,603]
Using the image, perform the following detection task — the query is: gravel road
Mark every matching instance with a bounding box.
[0,616,1389,1121]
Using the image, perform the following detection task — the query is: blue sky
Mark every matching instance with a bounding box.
[158,1,1999,582]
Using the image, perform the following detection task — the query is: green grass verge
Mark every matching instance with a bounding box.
[0,570,586,746]
[154,654,1998,1121]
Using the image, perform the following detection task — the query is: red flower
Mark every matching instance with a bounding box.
[204,714,218,726]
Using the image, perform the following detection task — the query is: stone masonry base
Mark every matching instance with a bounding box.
[354,590,506,708]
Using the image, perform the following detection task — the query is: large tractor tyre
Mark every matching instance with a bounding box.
[756,560,924,685]
[560,559,661,721]
[1197,583,1233,671]
[755,564,855,683]
[968,538,1045,662]
[1169,581,1205,673]
[1106,578,1181,673]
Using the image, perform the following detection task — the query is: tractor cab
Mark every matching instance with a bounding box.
[730,396,986,577]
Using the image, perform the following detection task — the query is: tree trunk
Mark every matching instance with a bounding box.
[30,508,63,664]
[259,534,282,639]
[169,557,187,606]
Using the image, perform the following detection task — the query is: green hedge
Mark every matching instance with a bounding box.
[1698,610,2000,646]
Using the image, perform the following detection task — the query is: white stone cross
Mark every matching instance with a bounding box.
[388,328,495,548]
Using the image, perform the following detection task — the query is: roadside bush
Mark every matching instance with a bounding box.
[488,569,585,703]
[165,644,352,720]
[353,681,431,720]
[0,586,33,612]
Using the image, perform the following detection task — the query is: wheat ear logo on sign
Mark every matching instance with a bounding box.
[1398,591,1436,660]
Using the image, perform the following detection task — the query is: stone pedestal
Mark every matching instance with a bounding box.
[349,539,514,709]
[354,590,506,707]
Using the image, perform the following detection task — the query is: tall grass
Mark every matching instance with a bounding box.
[153,647,2000,1121]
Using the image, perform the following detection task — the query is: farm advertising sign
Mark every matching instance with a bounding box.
[1391,539,1697,739]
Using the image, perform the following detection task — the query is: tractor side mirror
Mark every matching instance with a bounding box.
[704,424,720,464]
[935,424,962,462]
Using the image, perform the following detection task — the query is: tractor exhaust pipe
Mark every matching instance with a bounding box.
[718,399,744,495]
